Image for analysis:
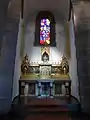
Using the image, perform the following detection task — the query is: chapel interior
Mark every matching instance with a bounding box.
[0,0,90,119]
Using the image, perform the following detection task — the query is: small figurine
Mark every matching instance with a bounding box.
[60,56,69,75]
[21,54,30,74]
[63,67,67,75]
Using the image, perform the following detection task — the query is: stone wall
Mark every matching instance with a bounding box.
[0,16,19,113]
[74,1,90,112]
[75,30,88,112]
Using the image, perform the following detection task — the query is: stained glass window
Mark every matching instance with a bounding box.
[34,11,56,46]
[40,18,50,45]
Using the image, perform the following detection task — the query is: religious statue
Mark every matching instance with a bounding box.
[42,52,49,62]
[60,56,69,75]
[21,54,30,75]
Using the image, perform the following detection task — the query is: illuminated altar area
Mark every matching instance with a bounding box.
[20,53,69,80]
[19,49,71,98]
[9,1,80,115]
[18,13,72,98]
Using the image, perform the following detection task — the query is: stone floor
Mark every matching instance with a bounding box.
[0,112,90,120]
[0,96,89,120]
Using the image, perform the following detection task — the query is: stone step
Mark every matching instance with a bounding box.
[27,107,69,112]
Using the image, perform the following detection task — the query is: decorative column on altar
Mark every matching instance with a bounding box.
[24,83,29,96]
[38,82,41,96]
[50,82,53,97]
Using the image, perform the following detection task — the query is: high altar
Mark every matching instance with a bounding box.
[19,47,71,98]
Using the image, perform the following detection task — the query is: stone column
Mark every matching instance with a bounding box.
[50,82,53,97]
[24,83,29,96]
[38,82,41,96]
[62,84,66,95]
[24,83,29,104]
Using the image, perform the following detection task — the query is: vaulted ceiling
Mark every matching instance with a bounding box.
[7,0,70,21]
[6,0,90,29]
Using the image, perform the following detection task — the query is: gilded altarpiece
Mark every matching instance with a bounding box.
[20,53,71,98]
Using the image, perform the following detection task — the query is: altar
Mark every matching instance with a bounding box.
[19,79,71,98]
[19,54,71,98]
